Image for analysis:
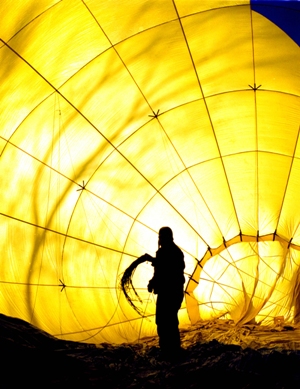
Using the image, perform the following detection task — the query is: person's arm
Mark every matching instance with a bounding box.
[140,253,155,264]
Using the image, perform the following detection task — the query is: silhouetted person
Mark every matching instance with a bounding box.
[144,227,185,359]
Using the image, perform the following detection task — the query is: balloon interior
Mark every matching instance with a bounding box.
[1,0,300,344]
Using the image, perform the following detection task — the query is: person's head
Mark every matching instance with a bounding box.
[158,226,173,247]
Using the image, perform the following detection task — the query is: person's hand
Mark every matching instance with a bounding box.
[142,253,154,262]
[147,279,154,293]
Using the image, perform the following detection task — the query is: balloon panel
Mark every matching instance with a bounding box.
[159,100,220,166]
[222,153,258,235]
[1,0,300,344]
[86,0,178,45]
[182,6,253,96]
[0,1,58,42]
[206,92,257,156]
[116,20,202,111]
[257,93,300,156]
[187,161,239,241]
[119,120,186,189]
[278,159,300,244]
[257,153,291,234]
[9,94,115,183]
[0,48,53,139]
[8,2,110,88]
[253,11,300,97]
[176,0,248,17]
[59,49,151,146]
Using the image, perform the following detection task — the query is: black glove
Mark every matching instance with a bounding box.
[147,279,154,293]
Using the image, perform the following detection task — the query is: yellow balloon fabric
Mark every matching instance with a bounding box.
[0,0,300,343]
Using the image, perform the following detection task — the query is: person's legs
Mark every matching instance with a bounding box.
[156,293,183,357]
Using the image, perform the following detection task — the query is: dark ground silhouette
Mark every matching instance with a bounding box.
[1,313,300,388]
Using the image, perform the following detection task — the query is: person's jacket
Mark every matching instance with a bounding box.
[148,242,185,295]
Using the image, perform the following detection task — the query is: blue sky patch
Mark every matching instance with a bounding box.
[251,0,300,45]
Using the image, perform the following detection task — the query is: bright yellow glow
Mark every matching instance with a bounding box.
[194,242,300,325]
[0,0,300,344]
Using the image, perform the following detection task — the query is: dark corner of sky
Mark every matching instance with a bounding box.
[250,0,300,46]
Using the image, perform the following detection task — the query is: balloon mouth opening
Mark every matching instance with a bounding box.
[190,240,300,326]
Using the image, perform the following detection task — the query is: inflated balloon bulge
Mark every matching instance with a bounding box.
[0,0,300,344]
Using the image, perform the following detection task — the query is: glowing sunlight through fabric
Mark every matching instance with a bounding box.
[0,0,300,343]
